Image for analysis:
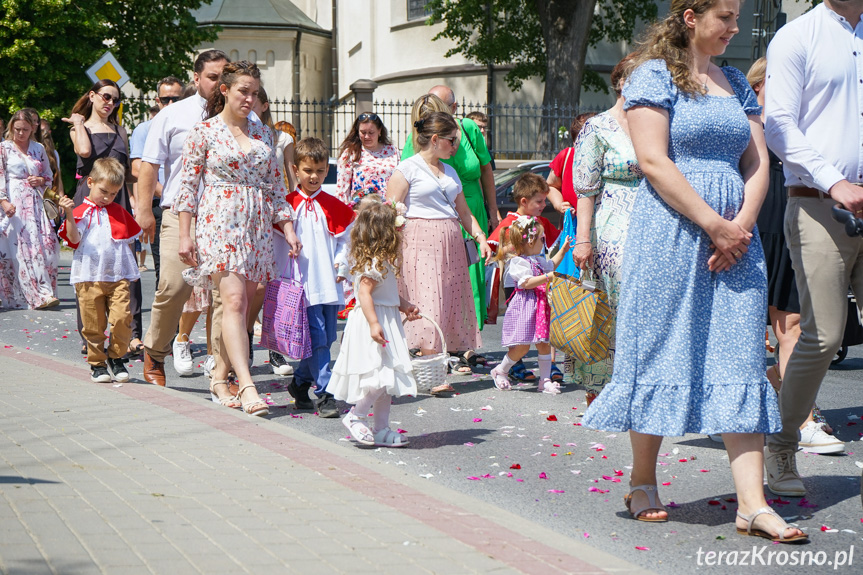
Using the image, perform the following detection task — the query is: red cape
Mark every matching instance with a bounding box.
[488,212,560,252]
[59,198,142,249]
[286,189,355,236]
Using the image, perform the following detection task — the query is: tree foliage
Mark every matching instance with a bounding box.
[426,0,658,96]
[0,0,218,122]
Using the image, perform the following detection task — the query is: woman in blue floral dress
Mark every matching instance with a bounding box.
[583,0,806,543]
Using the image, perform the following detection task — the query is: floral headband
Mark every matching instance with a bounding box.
[512,214,540,243]
[352,193,407,230]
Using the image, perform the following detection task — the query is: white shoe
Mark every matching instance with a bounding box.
[172,337,194,376]
[269,350,294,376]
[708,434,724,443]
[799,421,845,454]
[202,355,215,379]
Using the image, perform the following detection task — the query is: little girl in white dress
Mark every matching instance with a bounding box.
[329,199,420,447]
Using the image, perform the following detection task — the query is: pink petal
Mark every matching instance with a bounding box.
[539,472,548,479]
[548,489,565,493]
[635,546,650,551]
[473,418,482,422]
[467,476,482,481]
[662,482,671,486]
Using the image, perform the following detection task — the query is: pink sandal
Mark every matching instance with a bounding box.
[537,378,561,395]
[490,367,512,391]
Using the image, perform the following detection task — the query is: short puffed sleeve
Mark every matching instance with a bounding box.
[357,260,386,284]
[723,66,763,117]
[623,59,677,112]
[507,257,535,289]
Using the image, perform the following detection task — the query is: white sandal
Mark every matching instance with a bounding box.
[342,411,374,445]
[490,367,512,391]
[373,427,409,447]
[237,383,269,417]
[537,378,561,395]
[624,484,667,522]
[736,506,808,543]
[209,380,241,409]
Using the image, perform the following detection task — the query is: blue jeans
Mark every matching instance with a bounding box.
[295,304,339,397]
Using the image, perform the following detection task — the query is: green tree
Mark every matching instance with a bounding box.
[0,0,218,188]
[426,0,658,103]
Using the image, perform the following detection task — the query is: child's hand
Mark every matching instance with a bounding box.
[402,304,421,321]
[560,236,572,252]
[336,275,346,283]
[369,321,388,346]
[58,196,74,216]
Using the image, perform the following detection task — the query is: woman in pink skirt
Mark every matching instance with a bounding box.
[386,112,492,394]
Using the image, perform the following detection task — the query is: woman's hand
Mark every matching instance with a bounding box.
[60,113,86,128]
[27,175,46,189]
[488,209,502,231]
[706,217,751,272]
[369,321,387,346]
[572,241,593,270]
[178,235,197,267]
[1,200,15,218]
[556,201,574,214]
[478,238,493,261]
[282,222,302,257]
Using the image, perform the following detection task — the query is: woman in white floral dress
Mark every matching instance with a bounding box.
[0,111,60,309]
[175,61,301,416]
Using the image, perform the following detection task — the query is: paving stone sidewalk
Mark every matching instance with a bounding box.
[0,347,649,575]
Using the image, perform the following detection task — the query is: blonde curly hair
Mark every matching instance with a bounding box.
[630,0,726,97]
[349,199,402,279]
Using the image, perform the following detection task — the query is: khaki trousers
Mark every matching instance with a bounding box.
[76,280,132,366]
[143,210,195,362]
[767,196,863,453]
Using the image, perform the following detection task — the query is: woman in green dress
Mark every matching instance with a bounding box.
[401,94,499,371]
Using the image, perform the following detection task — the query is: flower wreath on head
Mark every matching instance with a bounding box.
[512,214,540,243]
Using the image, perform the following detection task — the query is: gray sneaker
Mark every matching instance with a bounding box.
[764,447,806,497]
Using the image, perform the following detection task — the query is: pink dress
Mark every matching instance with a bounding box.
[173,116,293,288]
[0,141,59,309]
[335,145,400,205]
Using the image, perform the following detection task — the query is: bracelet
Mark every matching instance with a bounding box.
[575,241,591,245]
[473,232,485,240]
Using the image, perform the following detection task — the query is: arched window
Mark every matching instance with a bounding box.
[248,49,258,63]
[266,50,275,67]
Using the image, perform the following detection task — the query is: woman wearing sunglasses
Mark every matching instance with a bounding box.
[63,79,133,211]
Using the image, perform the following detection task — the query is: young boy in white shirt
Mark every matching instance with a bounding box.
[277,138,355,417]
[59,158,142,383]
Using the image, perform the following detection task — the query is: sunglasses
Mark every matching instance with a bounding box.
[158,96,180,104]
[357,113,380,123]
[439,135,458,146]
[95,92,122,105]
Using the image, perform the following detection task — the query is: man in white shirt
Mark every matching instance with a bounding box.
[764,0,863,496]
[135,50,228,386]
[129,75,184,287]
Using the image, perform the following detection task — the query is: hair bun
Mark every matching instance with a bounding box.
[413,119,425,130]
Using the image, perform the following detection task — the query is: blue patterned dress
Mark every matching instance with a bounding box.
[583,60,781,436]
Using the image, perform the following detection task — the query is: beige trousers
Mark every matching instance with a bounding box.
[767,196,863,452]
[143,210,195,362]
[76,280,131,366]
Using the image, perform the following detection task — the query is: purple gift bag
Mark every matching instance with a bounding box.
[260,258,312,360]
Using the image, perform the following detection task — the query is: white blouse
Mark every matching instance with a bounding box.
[395,155,462,219]
[68,208,141,285]
[506,255,554,289]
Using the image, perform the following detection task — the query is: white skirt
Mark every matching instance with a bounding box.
[329,303,418,404]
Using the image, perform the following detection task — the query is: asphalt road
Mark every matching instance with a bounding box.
[3,251,863,574]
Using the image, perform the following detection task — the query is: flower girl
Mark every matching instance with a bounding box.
[329,198,420,447]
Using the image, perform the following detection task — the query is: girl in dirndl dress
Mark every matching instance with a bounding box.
[329,199,421,447]
[490,215,571,394]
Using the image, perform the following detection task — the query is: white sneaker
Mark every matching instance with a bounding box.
[202,355,215,379]
[799,421,845,454]
[172,337,194,376]
[708,434,724,443]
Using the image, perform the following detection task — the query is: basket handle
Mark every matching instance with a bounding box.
[401,313,447,357]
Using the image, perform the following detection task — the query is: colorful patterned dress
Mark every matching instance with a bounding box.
[0,140,59,309]
[173,116,293,288]
[567,112,642,391]
[583,60,780,436]
[335,145,400,205]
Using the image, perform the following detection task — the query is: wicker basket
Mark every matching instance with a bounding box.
[403,314,448,393]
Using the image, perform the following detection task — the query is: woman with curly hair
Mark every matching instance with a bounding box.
[329,198,421,447]
[582,0,805,543]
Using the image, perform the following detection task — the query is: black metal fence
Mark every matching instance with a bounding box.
[124,95,601,160]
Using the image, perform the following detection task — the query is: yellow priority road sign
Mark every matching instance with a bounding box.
[85,51,130,87]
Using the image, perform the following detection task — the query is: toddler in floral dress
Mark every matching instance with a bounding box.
[490,216,570,394]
